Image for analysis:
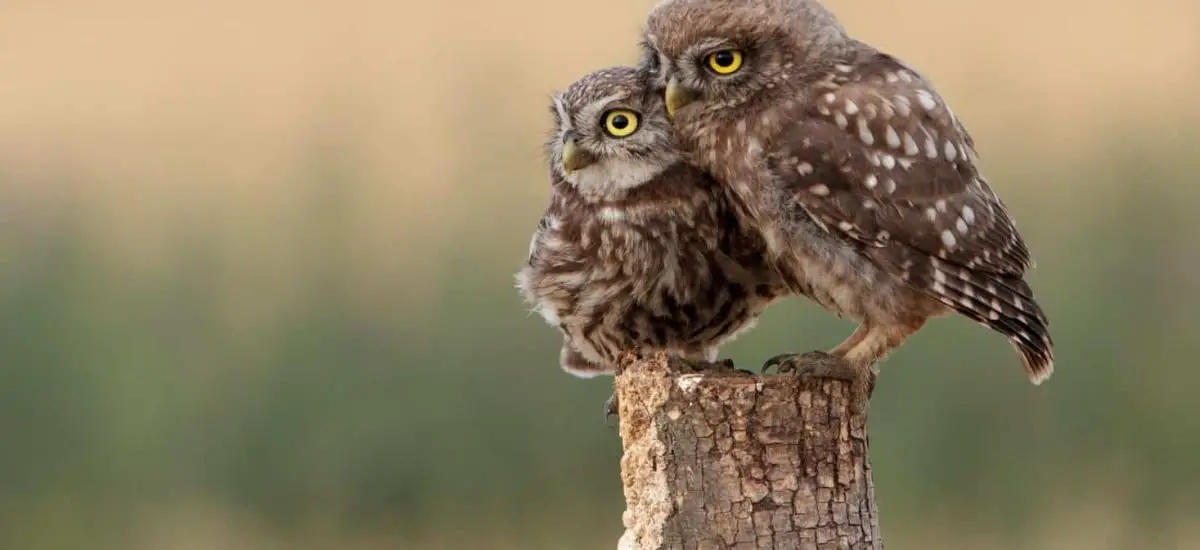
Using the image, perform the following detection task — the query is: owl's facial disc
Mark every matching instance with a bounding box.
[659,41,750,119]
[548,67,680,198]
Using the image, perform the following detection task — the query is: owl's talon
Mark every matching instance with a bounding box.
[762,351,874,414]
[603,392,619,426]
[763,351,857,379]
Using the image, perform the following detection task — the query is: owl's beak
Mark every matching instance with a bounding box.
[561,138,597,173]
[665,77,696,119]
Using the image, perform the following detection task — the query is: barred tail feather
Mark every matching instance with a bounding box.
[1013,334,1054,385]
[936,269,1054,384]
[883,249,1055,384]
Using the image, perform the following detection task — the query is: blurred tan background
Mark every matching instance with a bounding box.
[2,0,1199,548]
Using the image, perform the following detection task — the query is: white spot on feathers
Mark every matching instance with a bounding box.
[885,126,901,149]
[903,133,919,156]
[916,89,937,111]
[857,118,874,145]
[962,205,976,224]
[941,230,957,247]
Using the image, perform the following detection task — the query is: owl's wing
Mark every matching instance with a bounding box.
[770,54,1030,276]
[767,53,1052,378]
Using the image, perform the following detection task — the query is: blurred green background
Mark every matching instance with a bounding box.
[2,0,1199,548]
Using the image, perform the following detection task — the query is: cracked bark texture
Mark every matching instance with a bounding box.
[615,353,881,550]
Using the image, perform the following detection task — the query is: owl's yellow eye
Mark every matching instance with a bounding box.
[603,109,640,138]
[706,49,744,75]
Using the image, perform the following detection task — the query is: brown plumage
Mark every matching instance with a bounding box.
[640,0,1054,390]
[515,66,782,379]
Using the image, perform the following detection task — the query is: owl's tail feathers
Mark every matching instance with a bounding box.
[994,277,1054,385]
[560,343,616,378]
[912,256,1055,384]
[965,275,1055,384]
[1013,332,1054,385]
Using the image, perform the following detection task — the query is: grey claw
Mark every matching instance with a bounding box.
[761,353,792,374]
[603,392,619,426]
[762,351,857,380]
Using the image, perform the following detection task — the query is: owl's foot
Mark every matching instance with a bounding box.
[603,391,620,426]
[762,351,857,379]
[761,351,875,414]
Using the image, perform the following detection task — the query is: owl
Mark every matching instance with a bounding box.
[638,0,1054,401]
[515,66,783,413]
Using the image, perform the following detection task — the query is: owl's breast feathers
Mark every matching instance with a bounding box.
[518,164,780,367]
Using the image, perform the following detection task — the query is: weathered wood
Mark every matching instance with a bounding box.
[615,353,881,550]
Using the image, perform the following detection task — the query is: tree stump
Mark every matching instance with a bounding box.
[615,353,881,550]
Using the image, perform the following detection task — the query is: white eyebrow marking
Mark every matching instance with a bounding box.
[553,94,572,131]
[570,93,629,133]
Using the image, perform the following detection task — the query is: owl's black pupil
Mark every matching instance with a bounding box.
[714,51,735,66]
[611,115,629,129]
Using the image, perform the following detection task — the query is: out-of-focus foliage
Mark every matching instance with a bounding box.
[1,1,1199,548]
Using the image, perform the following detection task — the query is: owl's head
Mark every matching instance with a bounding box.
[640,0,848,120]
[547,66,680,199]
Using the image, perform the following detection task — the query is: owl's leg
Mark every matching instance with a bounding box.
[839,319,925,375]
[833,318,928,406]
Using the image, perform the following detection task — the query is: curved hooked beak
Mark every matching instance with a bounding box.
[561,138,597,173]
[665,76,697,119]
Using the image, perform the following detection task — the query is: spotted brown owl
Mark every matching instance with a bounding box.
[639,0,1053,399]
[515,66,782,386]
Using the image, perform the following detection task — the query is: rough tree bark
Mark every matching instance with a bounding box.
[615,353,881,550]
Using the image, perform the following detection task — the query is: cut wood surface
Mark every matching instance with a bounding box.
[615,353,881,550]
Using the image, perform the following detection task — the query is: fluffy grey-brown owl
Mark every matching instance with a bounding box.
[638,0,1053,397]
[515,66,782,383]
